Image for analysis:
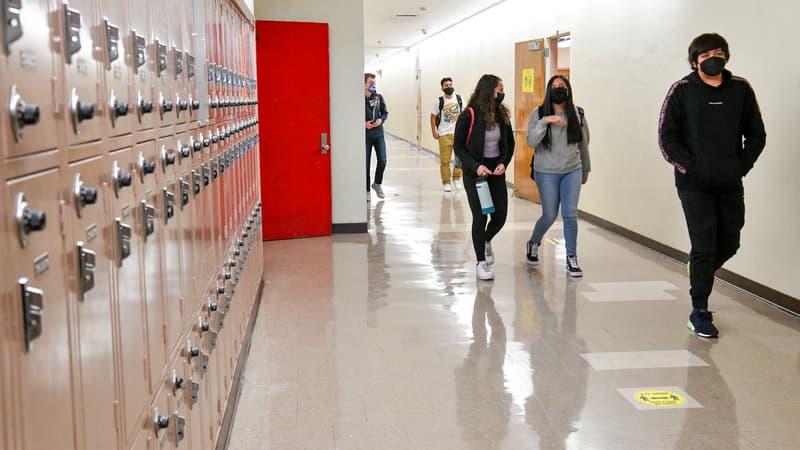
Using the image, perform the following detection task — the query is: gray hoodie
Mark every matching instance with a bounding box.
[526,106,590,175]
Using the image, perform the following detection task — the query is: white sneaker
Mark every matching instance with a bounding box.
[443,183,452,192]
[371,183,385,199]
[476,261,494,280]
[454,179,463,190]
[485,241,494,265]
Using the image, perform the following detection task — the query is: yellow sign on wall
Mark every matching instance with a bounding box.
[522,68,535,93]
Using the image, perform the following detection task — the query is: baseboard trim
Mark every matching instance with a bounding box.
[217,275,265,450]
[578,210,799,316]
[333,222,368,233]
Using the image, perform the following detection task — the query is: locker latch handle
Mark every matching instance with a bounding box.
[2,0,23,54]
[19,277,44,352]
[77,241,96,298]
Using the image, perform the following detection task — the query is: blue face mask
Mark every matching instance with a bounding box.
[368,83,377,93]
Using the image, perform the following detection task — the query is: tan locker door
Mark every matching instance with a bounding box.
[513,39,546,203]
[5,169,76,450]
[138,139,168,395]
[177,132,199,327]
[99,0,136,137]
[162,137,185,356]
[1,0,61,158]
[150,2,175,130]
[61,0,105,147]
[108,148,150,447]
[68,156,119,450]
[128,0,157,131]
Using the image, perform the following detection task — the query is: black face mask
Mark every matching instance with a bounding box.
[699,56,726,76]
[443,87,455,95]
[551,87,569,104]
[495,92,505,104]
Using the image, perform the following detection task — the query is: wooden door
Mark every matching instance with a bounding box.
[513,39,546,203]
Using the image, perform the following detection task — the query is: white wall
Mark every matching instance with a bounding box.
[254,0,366,226]
[368,0,800,299]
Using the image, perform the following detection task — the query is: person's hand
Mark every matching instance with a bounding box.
[432,130,440,140]
[365,121,374,129]
[476,165,492,177]
[543,115,566,126]
[373,118,383,127]
[582,173,589,184]
[493,164,506,176]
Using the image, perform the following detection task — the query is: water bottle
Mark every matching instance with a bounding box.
[475,177,495,215]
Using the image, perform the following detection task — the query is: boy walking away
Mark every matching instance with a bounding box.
[431,77,463,192]
[658,33,766,338]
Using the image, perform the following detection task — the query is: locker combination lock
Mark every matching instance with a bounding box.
[76,241,96,298]
[171,369,184,395]
[108,90,128,127]
[191,137,202,153]
[73,173,98,217]
[115,218,132,267]
[70,88,95,134]
[159,92,173,118]
[15,193,46,249]
[178,142,191,161]
[153,407,169,438]
[137,152,156,182]
[161,146,176,170]
[19,277,44,352]
[112,160,133,197]
[137,91,153,122]
[8,85,40,142]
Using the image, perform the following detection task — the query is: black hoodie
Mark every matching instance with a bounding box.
[658,69,766,191]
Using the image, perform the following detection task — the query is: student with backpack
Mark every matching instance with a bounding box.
[525,75,591,277]
[453,74,515,281]
[430,77,464,192]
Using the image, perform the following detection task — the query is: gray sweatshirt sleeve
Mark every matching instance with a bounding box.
[579,113,591,174]
[526,108,548,148]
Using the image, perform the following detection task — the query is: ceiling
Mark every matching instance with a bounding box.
[364,0,507,66]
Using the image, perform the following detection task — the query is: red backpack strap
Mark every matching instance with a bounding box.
[466,107,475,145]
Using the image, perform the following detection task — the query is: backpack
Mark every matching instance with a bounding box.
[435,94,463,128]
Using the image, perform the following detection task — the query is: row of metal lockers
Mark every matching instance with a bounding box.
[1,0,264,449]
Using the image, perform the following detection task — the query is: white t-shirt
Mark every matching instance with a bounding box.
[431,95,462,136]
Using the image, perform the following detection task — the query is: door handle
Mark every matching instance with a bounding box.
[321,132,329,154]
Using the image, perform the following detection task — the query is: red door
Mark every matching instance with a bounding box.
[256,21,332,240]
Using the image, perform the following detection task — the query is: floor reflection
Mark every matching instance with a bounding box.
[523,272,588,449]
[367,200,390,328]
[454,282,512,449]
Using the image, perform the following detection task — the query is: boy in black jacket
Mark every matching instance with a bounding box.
[658,33,766,338]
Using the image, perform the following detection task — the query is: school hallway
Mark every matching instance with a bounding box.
[228,134,800,450]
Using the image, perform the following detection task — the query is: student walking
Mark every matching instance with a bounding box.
[525,75,590,277]
[453,74,515,281]
[658,33,766,338]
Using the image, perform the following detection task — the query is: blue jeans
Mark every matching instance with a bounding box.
[530,168,582,256]
[366,134,387,190]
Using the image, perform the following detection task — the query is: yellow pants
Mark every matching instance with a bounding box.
[438,134,462,184]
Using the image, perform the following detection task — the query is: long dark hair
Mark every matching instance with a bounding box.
[467,74,510,128]
[539,75,582,148]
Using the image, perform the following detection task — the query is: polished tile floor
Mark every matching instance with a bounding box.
[229,135,800,449]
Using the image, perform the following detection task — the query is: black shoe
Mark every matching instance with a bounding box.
[526,240,539,266]
[566,255,582,277]
[688,309,719,338]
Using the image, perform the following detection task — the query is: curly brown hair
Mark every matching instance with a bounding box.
[467,74,510,128]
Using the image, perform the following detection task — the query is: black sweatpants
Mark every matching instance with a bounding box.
[463,158,508,262]
[678,188,745,309]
